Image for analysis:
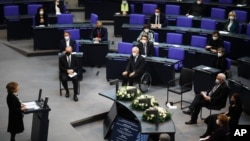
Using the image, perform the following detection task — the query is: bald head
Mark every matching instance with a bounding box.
[159,133,171,141]
[216,73,226,83]
[96,20,102,28]
[65,46,73,53]
[132,46,139,56]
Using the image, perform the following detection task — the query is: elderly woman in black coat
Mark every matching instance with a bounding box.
[6,82,26,141]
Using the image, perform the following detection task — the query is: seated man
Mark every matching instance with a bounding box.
[60,31,76,52]
[90,20,108,42]
[122,46,145,86]
[148,7,167,28]
[186,0,206,17]
[137,35,154,57]
[59,46,79,102]
[205,31,223,53]
[183,73,229,124]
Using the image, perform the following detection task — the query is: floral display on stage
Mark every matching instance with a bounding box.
[131,94,159,111]
[142,106,171,123]
[116,86,141,101]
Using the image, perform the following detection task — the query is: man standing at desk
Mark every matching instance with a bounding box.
[60,31,76,52]
[59,46,79,102]
[148,7,166,28]
[90,20,108,42]
[122,47,145,86]
[137,35,154,57]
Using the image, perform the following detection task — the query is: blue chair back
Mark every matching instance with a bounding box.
[210,8,225,19]
[226,58,231,70]
[191,35,207,48]
[223,41,231,55]
[201,18,216,30]
[234,10,247,23]
[246,24,250,35]
[218,0,232,3]
[142,4,157,15]
[117,42,133,54]
[168,47,185,71]
[90,13,98,25]
[65,29,80,40]
[154,32,159,42]
[130,4,135,13]
[57,14,73,24]
[165,4,180,15]
[166,33,183,45]
[27,4,42,16]
[177,16,192,27]
[154,46,159,57]
[4,5,19,17]
[129,14,145,24]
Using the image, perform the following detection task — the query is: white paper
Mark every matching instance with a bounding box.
[188,15,194,18]
[68,72,77,78]
[153,42,159,45]
[219,31,229,34]
[203,67,211,70]
[23,101,40,109]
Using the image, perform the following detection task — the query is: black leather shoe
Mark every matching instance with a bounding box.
[183,109,192,115]
[74,95,78,102]
[65,92,69,98]
[185,120,197,125]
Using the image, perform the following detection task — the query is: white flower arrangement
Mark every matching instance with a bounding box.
[142,106,171,123]
[116,86,141,101]
[131,94,159,111]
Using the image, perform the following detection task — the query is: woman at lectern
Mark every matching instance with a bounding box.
[6,82,26,141]
[35,6,49,26]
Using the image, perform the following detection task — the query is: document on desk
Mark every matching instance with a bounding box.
[202,67,211,70]
[23,101,40,109]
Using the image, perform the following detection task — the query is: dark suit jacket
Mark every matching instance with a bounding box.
[212,56,228,73]
[59,54,79,76]
[7,93,24,133]
[35,13,49,26]
[59,39,76,52]
[90,27,108,41]
[187,3,206,17]
[206,38,223,51]
[209,82,229,109]
[224,19,239,33]
[148,13,167,27]
[137,41,154,56]
[206,126,230,141]
[126,55,145,76]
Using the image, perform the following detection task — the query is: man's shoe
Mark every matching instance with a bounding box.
[65,92,69,98]
[74,95,78,102]
[183,109,192,115]
[185,120,197,125]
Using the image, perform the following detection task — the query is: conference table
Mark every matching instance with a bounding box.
[32,23,94,50]
[75,40,109,67]
[99,88,176,141]
[122,24,250,60]
[106,53,179,85]
[5,14,57,40]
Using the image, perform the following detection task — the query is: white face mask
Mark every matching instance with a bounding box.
[217,53,223,57]
[141,40,147,44]
[39,11,44,15]
[212,37,218,40]
[155,13,159,16]
[229,16,234,20]
[132,53,137,57]
[215,79,220,84]
[64,36,69,41]
[197,1,201,4]
[144,29,149,33]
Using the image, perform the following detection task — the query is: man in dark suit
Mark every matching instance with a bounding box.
[60,31,76,52]
[186,0,206,17]
[137,35,154,56]
[59,46,79,101]
[148,7,167,28]
[183,73,229,124]
[90,20,108,42]
[122,46,145,86]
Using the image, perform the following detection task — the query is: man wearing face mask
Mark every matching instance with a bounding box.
[183,73,229,125]
[59,46,79,101]
[35,6,48,26]
[60,31,76,52]
[224,11,239,33]
[122,46,145,86]
[137,35,154,57]
[205,31,223,53]
[212,47,228,75]
[186,0,206,17]
[148,8,167,28]
[137,24,155,42]
[90,20,108,42]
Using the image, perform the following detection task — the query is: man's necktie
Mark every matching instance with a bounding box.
[144,44,147,56]
[134,57,137,63]
[208,84,219,96]
[155,15,158,24]
[97,30,101,38]
[67,56,71,67]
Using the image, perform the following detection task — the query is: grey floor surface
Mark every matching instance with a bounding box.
[0,8,250,141]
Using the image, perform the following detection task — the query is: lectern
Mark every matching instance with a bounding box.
[24,97,51,141]
[193,65,221,93]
